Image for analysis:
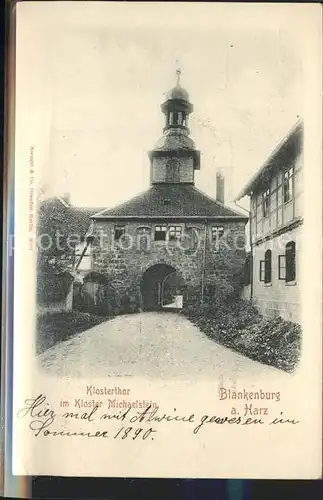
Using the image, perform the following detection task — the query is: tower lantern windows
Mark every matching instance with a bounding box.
[167,110,188,128]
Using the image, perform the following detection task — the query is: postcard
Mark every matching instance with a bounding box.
[6,1,322,479]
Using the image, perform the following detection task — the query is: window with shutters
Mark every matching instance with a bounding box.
[264,249,272,284]
[285,241,296,282]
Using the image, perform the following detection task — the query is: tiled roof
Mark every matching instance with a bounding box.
[38,197,106,239]
[93,184,247,220]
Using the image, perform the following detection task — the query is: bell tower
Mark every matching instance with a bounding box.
[148,70,200,185]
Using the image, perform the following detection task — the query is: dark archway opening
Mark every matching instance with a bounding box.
[74,272,121,316]
[140,264,185,311]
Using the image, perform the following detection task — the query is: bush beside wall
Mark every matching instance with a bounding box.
[184,295,301,373]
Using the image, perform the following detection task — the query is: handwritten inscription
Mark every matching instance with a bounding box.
[17,395,299,441]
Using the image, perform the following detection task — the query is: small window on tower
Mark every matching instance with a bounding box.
[114,225,125,241]
[154,225,167,241]
[169,112,174,125]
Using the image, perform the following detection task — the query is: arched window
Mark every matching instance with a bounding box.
[137,227,151,251]
[264,249,272,284]
[169,112,174,125]
[286,241,296,282]
[166,159,180,182]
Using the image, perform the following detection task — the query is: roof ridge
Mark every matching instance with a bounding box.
[91,183,248,220]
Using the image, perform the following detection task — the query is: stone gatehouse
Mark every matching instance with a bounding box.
[75,72,248,312]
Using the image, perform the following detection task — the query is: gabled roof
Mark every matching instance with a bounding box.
[236,118,303,200]
[93,184,247,220]
[38,196,106,239]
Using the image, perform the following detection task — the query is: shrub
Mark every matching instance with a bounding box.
[37,270,73,305]
[36,310,109,354]
[184,298,302,373]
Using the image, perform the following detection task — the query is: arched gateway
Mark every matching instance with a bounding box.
[140,264,186,311]
[86,73,248,316]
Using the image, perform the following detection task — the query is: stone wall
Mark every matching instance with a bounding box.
[87,219,246,307]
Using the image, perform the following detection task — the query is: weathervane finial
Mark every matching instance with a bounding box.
[175,62,181,86]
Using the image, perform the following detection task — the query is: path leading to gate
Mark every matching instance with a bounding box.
[39,312,287,379]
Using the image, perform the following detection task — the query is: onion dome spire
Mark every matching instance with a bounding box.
[161,68,193,132]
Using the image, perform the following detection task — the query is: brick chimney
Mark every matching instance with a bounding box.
[216,172,225,204]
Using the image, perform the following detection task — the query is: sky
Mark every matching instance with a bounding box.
[16,2,304,211]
